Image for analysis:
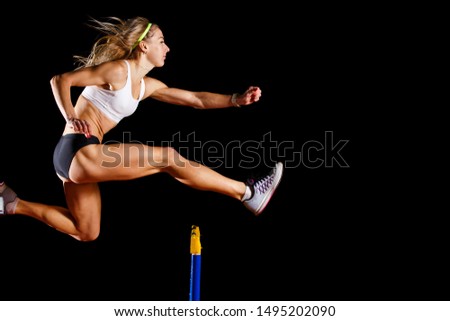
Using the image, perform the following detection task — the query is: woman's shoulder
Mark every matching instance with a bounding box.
[140,76,168,99]
[143,76,167,91]
[95,60,128,82]
[98,59,128,71]
[143,76,167,87]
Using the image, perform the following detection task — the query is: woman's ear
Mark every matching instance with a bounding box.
[140,42,148,52]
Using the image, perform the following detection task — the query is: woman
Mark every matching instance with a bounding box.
[0,16,283,241]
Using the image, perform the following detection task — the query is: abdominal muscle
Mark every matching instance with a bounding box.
[63,95,117,139]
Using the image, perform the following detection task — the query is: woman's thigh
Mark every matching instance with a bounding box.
[70,144,176,182]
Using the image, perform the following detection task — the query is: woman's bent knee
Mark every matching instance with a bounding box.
[73,221,101,242]
[76,228,100,242]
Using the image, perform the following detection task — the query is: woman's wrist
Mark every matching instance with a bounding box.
[66,114,77,121]
[231,93,241,107]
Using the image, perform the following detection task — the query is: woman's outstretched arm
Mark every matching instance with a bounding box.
[144,77,261,109]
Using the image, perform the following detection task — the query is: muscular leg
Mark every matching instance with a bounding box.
[63,182,101,241]
[3,141,279,239]
[10,182,101,241]
[71,144,247,200]
[2,139,279,239]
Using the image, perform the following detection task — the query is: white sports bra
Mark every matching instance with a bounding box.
[81,60,145,123]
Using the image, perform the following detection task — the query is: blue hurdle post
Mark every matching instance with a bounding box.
[189,225,201,301]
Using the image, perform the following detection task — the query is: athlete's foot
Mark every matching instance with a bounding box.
[0,182,19,215]
[243,162,284,216]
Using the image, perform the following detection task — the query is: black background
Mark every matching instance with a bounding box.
[0,2,446,301]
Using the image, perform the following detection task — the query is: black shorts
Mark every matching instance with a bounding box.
[53,133,100,179]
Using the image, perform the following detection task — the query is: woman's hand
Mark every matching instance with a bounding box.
[235,86,262,106]
[67,117,92,138]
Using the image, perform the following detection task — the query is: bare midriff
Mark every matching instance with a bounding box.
[62,95,118,142]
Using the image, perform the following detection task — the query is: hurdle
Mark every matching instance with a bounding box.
[189,225,201,301]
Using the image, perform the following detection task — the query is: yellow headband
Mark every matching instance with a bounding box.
[132,23,152,50]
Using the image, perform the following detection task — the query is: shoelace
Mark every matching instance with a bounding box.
[250,170,275,194]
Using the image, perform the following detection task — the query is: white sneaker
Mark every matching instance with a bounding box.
[0,182,18,215]
[0,196,4,215]
[243,162,284,215]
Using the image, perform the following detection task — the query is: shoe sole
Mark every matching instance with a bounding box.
[0,196,4,215]
[254,162,284,215]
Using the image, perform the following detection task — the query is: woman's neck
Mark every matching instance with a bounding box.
[131,58,154,79]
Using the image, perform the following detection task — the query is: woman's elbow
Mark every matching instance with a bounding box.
[50,73,72,90]
[50,74,62,88]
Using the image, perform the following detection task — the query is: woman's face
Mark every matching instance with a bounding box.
[145,28,170,67]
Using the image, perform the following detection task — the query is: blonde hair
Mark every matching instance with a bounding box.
[73,16,157,69]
